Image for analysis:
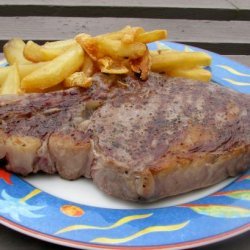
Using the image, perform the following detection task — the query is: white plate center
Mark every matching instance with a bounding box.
[24,175,236,209]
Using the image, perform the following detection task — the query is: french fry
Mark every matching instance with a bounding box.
[21,44,84,91]
[79,35,147,61]
[136,30,167,44]
[28,83,65,93]
[98,57,129,74]
[149,50,172,57]
[158,49,175,54]
[75,33,92,55]
[77,37,100,60]
[130,49,151,80]
[98,38,147,60]
[75,33,92,43]
[3,38,32,65]
[64,72,92,88]
[43,39,76,49]
[168,68,212,82]
[96,26,144,42]
[81,53,96,77]
[0,26,213,95]
[24,40,77,62]
[121,27,144,44]
[0,67,10,84]
[151,52,212,72]
[17,62,47,80]
[45,83,65,92]
[150,50,159,56]
[82,37,146,60]
[0,64,21,95]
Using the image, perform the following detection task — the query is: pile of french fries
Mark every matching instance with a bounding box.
[0,26,212,95]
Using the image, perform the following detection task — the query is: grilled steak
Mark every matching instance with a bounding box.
[0,74,122,179]
[0,73,249,201]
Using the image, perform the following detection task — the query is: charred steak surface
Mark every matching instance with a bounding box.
[0,74,120,179]
[0,73,249,201]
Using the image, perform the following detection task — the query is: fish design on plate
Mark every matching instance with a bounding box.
[214,190,250,201]
[181,204,250,218]
[0,189,45,222]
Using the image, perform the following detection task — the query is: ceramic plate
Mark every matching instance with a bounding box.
[0,41,249,250]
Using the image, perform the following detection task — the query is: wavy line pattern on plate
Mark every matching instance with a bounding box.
[91,221,190,244]
[56,213,153,234]
[216,65,250,77]
[155,41,173,50]
[223,78,250,86]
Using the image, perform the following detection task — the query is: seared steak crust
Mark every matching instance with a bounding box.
[0,74,118,179]
[0,88,91,178]
[0,73,249,201]
[90,74,250,200]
